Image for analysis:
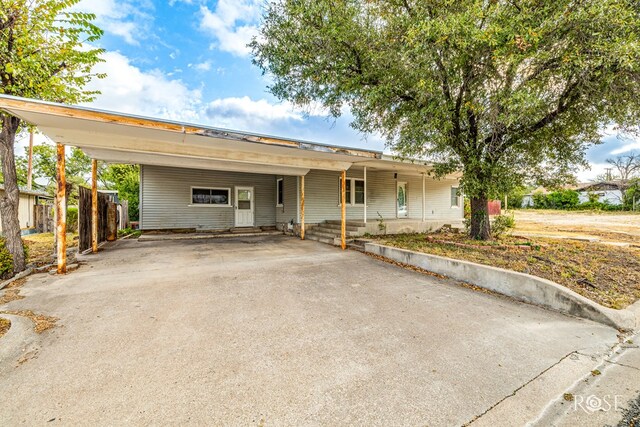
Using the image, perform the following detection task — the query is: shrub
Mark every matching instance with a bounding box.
[533,189,580,210]
[0,238,14,279]
[491,214,515,236]
[66,207,78,233]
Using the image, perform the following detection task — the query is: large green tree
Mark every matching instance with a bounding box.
[251,0,640,239]
[101,164,140,221]
[0,0,104,271]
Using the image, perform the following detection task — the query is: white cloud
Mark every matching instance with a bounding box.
[199,0,261,56]
[194,61,212,71]
[75,0,154,45]
[86,51,202,123]
[610,139,640,155]
[205,96,304,130]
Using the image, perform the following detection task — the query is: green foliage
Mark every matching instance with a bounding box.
[491,214,516,237]
[101,164,139,220]
[252,0,640,239]
[376,211,387,234]
[506,186,529,209]
[624,179,640,210]
[0,0,105,103]
[0,238,14,278]
[578,201,623,211]
[66,206,78,233]
[31,143,92,188]
[533,190,580,209]
[117,227,141,238]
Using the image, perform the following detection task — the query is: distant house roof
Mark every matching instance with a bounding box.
[0,184,51,198]
[575,181,626,192]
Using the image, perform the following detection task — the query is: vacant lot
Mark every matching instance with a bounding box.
[512,210,640,244]
[377,232,640,309]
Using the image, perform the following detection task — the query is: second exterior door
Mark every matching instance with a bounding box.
[235,186,255,227]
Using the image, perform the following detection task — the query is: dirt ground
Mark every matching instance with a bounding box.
[511,210,640,245]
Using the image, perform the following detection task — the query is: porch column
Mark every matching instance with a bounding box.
[56,143,67,274]
[300,175,305,240]
[91,159,99,253]
[341,170,346,250]
[422,172,426,222]
[363,166,367,224]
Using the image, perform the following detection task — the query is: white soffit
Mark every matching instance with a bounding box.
[0,96,388,172]
[82,147,311,176]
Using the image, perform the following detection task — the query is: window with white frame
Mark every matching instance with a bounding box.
[191,187,231,206]
[276,178,284,206]
[339,177,365,205]
[451,187,460,207]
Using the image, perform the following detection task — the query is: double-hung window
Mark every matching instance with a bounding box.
[451,187,460,208]
[191,187,231,206]
[339,177,365,205]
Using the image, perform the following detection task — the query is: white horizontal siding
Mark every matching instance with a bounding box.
[275,175,298,225]
[140,165,462,229]
[140,165,276,230]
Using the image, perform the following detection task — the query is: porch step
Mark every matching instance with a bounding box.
[230,227,262,234]
[311,227,361,237]
[305,234,337,245]
[314,222,362,232]
[325,219,366,228]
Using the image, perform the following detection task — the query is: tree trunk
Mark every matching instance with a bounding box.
[469,195,491,240]
[0,115,26,273]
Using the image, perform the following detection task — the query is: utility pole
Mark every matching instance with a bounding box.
[604,168,613,181]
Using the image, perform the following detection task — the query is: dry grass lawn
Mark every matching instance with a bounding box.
[512,210,640,244]
[23,233,77,266]
[377,232,640,310]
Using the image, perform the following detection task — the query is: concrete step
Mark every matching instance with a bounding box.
[231,227,262,233]
[306,230,340,239]
[315,222,362,232]
[305,234,336,245]
[312,227,361,237]
[324,219,366,228]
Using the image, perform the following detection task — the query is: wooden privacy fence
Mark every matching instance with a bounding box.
[78,186,113,252]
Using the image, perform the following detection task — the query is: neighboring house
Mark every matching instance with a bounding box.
[521,187,548,208]
[0,96,464,243]
[575,181,625,206]
[0,185,51,232]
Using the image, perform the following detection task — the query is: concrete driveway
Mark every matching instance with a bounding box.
[0,236,618,425]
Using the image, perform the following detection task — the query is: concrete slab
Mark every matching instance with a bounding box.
[0,236,619,426]
[536,339,640,426]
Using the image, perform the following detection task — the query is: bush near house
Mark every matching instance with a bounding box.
[0,238,29,280]
[66,207,79,233]
[533,189,580,209]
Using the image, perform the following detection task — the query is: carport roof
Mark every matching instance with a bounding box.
[0,95,436,176]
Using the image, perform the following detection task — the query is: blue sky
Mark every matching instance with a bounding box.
[21,0,638,182]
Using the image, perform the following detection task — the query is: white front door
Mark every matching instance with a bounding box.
[235,186,254,227]
[397,182,408,218]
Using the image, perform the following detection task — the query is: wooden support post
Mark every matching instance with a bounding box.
[300,175,305,240]
[91,159,99,253]
[422,173,426,222]
[363,167,367,224]
[56,143,67,274]
[341,170,346,250]
[27,131,34,190]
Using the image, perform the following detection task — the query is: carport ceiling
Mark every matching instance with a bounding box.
[0,96,385,176]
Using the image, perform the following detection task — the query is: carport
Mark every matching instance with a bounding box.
[0,95,459,273]
[0,96,379,272]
